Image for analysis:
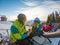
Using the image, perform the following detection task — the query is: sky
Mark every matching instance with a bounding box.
[0,0,60,21]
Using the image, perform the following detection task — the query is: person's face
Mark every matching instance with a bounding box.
[35,22,39,26]
[33,22,39,27]
[18,16,26,23]
[22,17,26,23]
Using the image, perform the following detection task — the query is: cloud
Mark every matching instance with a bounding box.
[8,1,60,21]
[42,1,60,7]
[21,0,39,7]
[7,15,17,21]
[41,1,60,12]
[20,6,49,21]
[23,1,37,6]
[22,0,59,7]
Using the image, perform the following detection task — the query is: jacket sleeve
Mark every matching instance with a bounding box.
[37,24,42,32]
[21,34,28,39]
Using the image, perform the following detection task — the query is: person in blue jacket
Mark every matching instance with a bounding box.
[31,17,43,37]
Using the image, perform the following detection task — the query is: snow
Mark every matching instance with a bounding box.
[0,21,12,41]
[0,21,12,29]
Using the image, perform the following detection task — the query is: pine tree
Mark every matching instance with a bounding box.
[47,15,50,24]
[52,12,55,22]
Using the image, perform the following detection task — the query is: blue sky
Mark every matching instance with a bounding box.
[0,0,26,16]
[0,0,60,21]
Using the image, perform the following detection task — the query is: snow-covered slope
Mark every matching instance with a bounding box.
[0,21,12,38]
[0,21,12,29]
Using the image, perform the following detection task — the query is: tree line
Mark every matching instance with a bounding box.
[47,11,60,23]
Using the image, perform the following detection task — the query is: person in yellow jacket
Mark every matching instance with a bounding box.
[10,14,32,45]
